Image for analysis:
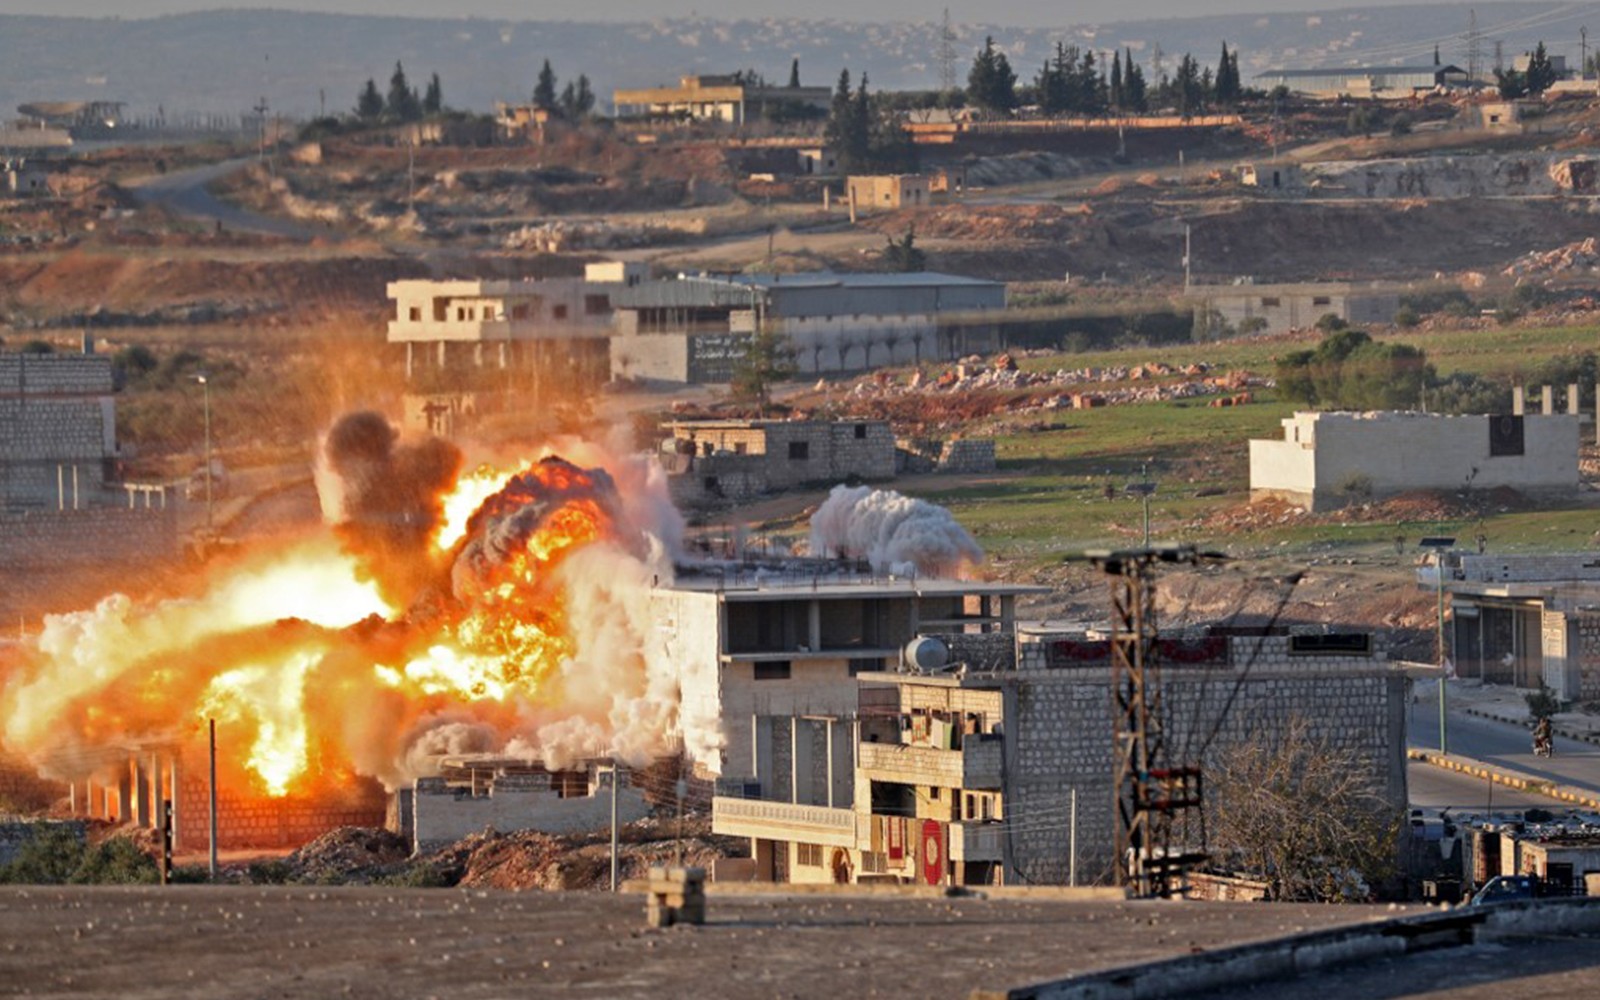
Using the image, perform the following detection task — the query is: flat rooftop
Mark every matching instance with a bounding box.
[663,569,1048,600]
[0,886,1412,1000]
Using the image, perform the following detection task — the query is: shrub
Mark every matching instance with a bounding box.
[1526,683,1563,720]
[69,838,159,885]
[1393,306,1420,329]
[248,859,293,884]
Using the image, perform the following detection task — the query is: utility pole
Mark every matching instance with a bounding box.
[609,758,620,892]
[195,373,213,531]
[1420,536,1456,755]
[1090,546,1211,898]
[208,718,219,880]
[253,96,268,168]
[938,8,957,94]
[1126,464,1157,547]
[1182,224,1192,292]
[1583,27,1590,80]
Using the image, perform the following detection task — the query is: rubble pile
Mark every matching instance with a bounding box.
[282,827,411,883]
[1502,238,1600,279]
[847,355,1272,413]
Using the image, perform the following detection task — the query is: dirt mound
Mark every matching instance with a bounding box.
[1200,487,1533,536]
[284,826,411,882]
[868,203,1091,242]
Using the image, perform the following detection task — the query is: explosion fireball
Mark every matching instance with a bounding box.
[0,412,684,804]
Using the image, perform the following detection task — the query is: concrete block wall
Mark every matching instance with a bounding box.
[1575,613,1600,700]
[928,631,1016,671]
[0,355,117,507]
[410,772,651,853]
[937,439,997,474]
[173,769,388,851]
[0,507,179,571]
[1003,665,1407,884]
[0,820,86,867]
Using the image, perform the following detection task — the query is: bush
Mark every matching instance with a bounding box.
[1314,313,1348,334]
[248,859,293,884]
[69,838,159,885]
[1393,306,1420,329]
[1339,472,1374,500]
[376,862,451,888]
[1526,683,1563,720]
[0,827,159,885]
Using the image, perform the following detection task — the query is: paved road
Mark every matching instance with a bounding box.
[1406,759,1554,813]
[1407,705,1600,795]
[126,158,330,240]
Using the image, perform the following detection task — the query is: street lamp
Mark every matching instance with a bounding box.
[195,373,213,531]
[1125,463,1158,549]
[1420,536,1456,755]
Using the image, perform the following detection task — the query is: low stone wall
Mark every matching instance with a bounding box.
[938,439,996,474]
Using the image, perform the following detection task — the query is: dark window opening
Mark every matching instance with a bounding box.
[788,441,810,460]
[854,423,867,439]
[754,661,792,681]
[848,657,884,676]
[1312,296,1332,307]
[552,304,569,320]
[408,306,422,321]
[1289,633,1372,656]
[511,303,531,320]
[584,294,610,316]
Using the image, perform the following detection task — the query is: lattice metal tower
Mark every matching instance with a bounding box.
[1094,546,1209,898]
[938,8,958,93]
[1464,8,1483,84]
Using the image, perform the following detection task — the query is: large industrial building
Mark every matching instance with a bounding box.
[1253,65,1467,98]
[610,271,1006,383]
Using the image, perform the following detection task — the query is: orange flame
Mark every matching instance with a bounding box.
[0,453,630,803]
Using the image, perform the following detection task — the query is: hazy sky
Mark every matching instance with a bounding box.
[0,1,1481,27]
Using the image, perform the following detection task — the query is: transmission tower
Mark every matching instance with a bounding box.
[938,8,958,93]
[1464,8,1483,84]
[1092,545,1210,898]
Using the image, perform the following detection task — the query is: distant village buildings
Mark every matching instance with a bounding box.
[1194,282,1401,337]
[613,74,832,123]
[1253,65,1467,99]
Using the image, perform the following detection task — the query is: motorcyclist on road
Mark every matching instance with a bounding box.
[1533,715,1553,756]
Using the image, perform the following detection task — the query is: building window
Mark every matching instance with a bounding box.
[788,441,810,460]
[754,661,792,681]
[584,294,610,316]
[408,306,421,321]
[796,843,823,867]
[1260,297,1280,308]
[553,304,569,320]
[511,304,531,320]
[861,851,888,874]
[854,423,867,439]
[848,657,884,676]
[1312,296,1332,307]
[929,787,941,801]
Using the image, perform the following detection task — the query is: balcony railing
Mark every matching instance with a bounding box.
[711,795,858,847]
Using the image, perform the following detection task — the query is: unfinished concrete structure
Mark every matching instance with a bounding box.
[610,271,1005,383]
[1252,65,1466,98]
[845,174,935,212]
[714,623,1405,887]
[387,261,646,432]
[613,75,831,123]
[1439,552,1600,698]
[660,418,897,509]
[406,756,649,853]
[1464,822,1600,895]
[1250,410,1580,511]
[1192,281,1400,336]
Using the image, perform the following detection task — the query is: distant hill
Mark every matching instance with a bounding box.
[0,4,1589,122]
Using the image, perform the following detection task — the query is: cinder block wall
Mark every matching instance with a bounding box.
[0,355,117,507]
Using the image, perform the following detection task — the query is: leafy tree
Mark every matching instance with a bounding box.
[730,323,797,413]
[825,70,915,173]
[356,78,384,121]
[1208,715,1403,902]
[422,72,443,115]
[966,36,1018,116]
[1495,68,1530,100]
[1525,41,1559,95]
[883,226,927,271]
[533,58,558,111]
[386,61,421,121]
[1275,328,1433,411]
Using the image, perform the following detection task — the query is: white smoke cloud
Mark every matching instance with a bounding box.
[808,485,984,578]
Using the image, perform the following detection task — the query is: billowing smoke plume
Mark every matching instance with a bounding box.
[808,484,983,578]
[1,413,708,804]
[316,411,462,606]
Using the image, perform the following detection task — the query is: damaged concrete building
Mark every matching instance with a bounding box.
[712,623,1407,887]
[659,418,897,510]
[386,261,646,434]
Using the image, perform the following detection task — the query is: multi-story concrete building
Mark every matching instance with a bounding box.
[713,623,1407,887]
[613,74,832,123]
[1435,552,1600,699]
[660,418,897,510]
[1250,409,1580,511]
[611,271,1006,384]
[386,261,647,433]
[846,174,935,211]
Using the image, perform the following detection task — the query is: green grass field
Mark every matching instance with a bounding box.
[921,320,1600,567]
